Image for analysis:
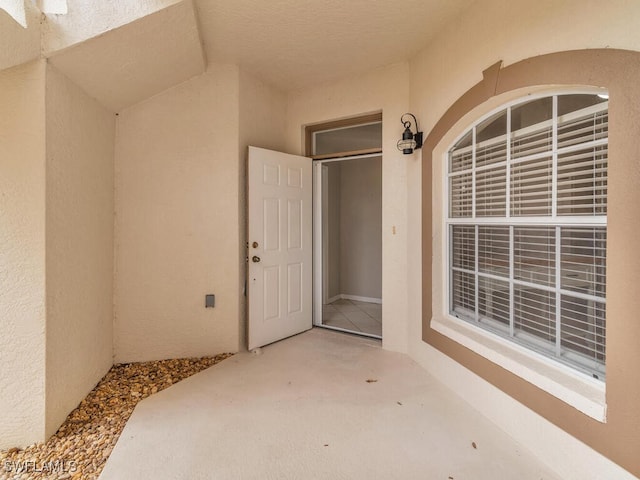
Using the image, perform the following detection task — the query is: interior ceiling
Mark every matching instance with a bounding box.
[195,0,473,92]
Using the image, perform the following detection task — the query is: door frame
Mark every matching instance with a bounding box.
[312,153,383,339]
[306,112,384,338]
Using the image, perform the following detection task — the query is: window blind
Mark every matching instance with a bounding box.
[447,93,608,379]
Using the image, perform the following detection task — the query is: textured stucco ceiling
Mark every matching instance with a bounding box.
[195,0,472,91]
[43,0,473,110]
[48,1,205,112]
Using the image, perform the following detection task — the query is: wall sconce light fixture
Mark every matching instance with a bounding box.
[397,113,423,155]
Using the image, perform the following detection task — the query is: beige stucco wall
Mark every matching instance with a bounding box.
[238,69,287,349]
[0,3,41,71]
[0,60,47,448]
[285,62,410,353]
[114,65,241,362]
[407,1,640,477]
[408,0,640,133]
[238,70,287,154]
[44,64,115,437]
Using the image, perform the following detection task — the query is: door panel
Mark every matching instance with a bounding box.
[288,200,302,249]
[288,263,303,314]
[248,147,312,350]
[263,198,280,251]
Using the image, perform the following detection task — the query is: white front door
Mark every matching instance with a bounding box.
[247,147,313,350]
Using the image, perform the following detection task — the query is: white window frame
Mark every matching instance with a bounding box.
[432,89,608,422]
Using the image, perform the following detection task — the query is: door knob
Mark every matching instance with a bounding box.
[252,256,261,263]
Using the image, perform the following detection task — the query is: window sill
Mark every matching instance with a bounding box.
[431,315,606,422]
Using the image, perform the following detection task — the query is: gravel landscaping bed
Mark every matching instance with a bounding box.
[1,354,232,480]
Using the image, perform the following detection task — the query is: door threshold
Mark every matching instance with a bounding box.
[316,324,382,341]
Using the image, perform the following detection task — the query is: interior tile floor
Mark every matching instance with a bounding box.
[100,328,560,480]
[322,298,382,337]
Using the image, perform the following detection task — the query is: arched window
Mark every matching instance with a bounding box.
[446,92,607,379]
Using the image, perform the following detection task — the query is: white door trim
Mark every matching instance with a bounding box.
[313,161,323,327]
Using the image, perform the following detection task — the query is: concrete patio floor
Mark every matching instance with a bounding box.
[99,328,559,480]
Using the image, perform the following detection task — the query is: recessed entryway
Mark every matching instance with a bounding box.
[309,114,383,339]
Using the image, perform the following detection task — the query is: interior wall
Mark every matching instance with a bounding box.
[0,60,47,448]
[407,1,640,477]
[285,62,410,352]
[114,64,241,362]
[0,3,41,71]
[238,68,287,350]
[44,64,115,437]
[339,157,382,300]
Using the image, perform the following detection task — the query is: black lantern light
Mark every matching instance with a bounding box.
[397,113,423,155]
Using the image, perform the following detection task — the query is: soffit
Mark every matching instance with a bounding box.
[47,1,205,112]
[195,0,472,91]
